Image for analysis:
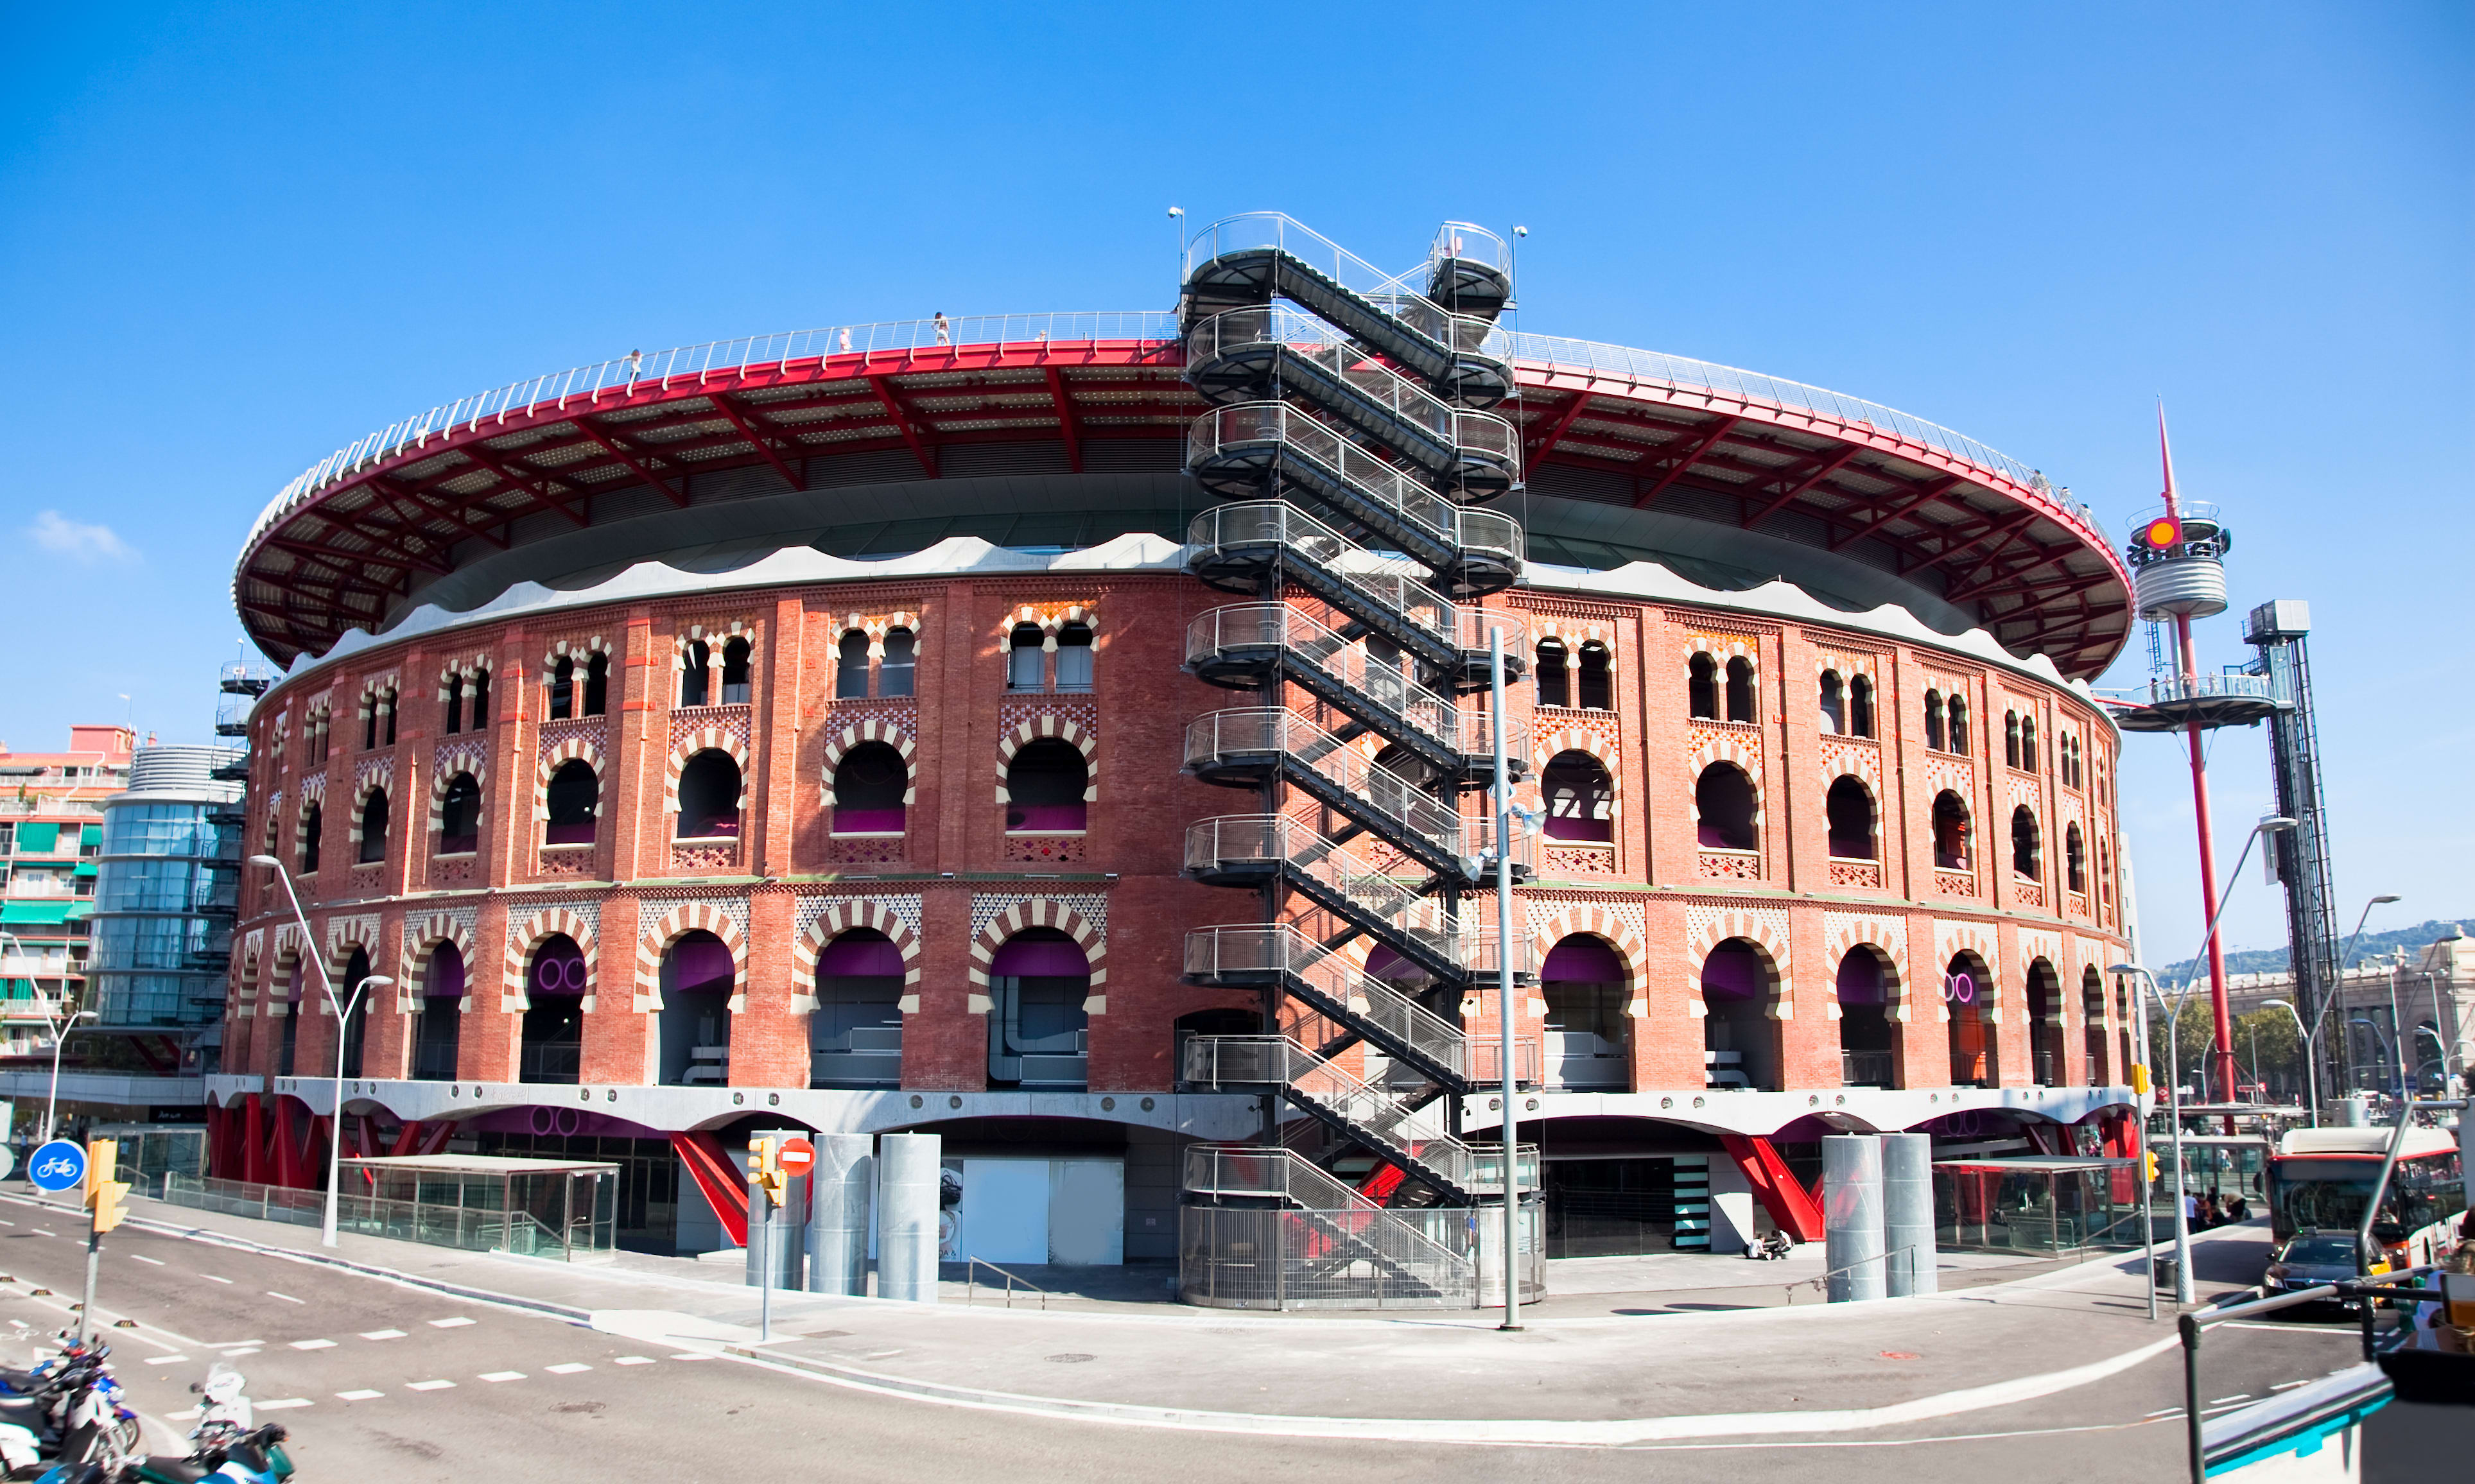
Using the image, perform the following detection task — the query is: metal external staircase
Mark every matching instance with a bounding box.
[1174,215,1541,1309]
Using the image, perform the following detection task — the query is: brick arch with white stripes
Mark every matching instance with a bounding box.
[505,908,599,1014]
[994,717,1097,806]
[794,901,924,1015]
[1683,910,1791,1020]
[399,913,479,1014]
[635,902,747,1014]
[820,721,919,807]
[967,899,1107,1015]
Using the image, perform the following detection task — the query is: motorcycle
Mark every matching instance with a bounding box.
[28,1365,293,1484]
[1742,1230,1794,1261]
[0,1343,139,1479]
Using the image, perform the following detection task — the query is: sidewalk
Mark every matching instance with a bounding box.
[30,1185,2278,1438]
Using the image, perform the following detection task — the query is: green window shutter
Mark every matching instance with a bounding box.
[13,823,58,854]
[78,825,101,847]
[71,861,98,877]
[0,901,74,926]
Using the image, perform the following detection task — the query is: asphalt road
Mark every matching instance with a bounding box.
[0,1204,2446,1483]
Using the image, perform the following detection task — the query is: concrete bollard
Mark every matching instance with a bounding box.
[876,1132,942,1303]
[1880,1132,1937,1297]
[1823,1134,1886,1303]
[806,1133,874,1295]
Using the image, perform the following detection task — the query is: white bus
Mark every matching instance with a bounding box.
[2266,1126,2468,1272]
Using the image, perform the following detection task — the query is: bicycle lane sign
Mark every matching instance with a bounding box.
[28,1139,85,1193]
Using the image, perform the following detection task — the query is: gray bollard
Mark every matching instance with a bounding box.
[1823,1134,1886,1303]
[876,1133,942,1303]
[806,1134,874,1295]
[1880,1132,1937,1297]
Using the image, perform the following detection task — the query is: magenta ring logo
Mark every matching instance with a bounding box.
[534,954,587,993]
[1941,972,1976,1005]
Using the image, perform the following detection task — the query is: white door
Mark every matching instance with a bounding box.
[957,1159,1050,1265]
[1046,1160,1124,1266]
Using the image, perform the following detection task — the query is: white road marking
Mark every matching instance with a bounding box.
[2142,1408,2184,1419]
[361,1329,407,1340]
[257,1399,313,1411]
[31,1229,53,1237]
[222,1349,262,1358]
[670,1352,715,1361]
[168,1408,199,1421]
[0,1219,15,1226]
[428,1316,476,1329]
[612,1356,656,1366]
[479,1371,526,1383]
[128,1255,164,1266]
[336,1390,383,1401]
[2270,1379,2311,1391]
[406,1380,456,1392]
[200,1275,232,1285]
[2209,1395,2251,1406]
[289,1340,337,1350]
[206,1340,263,1349]
[265,1291,304,1304]
[144,1354,188,1365]
[544,1363,591,1375]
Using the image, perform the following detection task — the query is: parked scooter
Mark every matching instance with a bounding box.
[1742,1230,1794,1261]
[26,1365,293,1484]
[0,1341,139,1478]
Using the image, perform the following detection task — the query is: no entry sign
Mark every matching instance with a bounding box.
[776,1137,815,1177]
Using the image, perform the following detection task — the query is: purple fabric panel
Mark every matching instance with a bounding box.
[1007,804,1086,831]
[544,821,596,845]
[1701,945,1766,1001]
[818,936,904,976]
[1542,937,1624,983]
[1836,951,1886,1005]
[1365,947,1426,981]
[990,938,1089,978]
[426,945,466,999]
[833,807,907,834]
[1545,814,1613,842]
[531,947,588,997]
[670,936,735,994]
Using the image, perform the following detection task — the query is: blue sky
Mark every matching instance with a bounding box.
[1,3,2465,962]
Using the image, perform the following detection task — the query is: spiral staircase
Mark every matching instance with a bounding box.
[1174,216,1541,1309]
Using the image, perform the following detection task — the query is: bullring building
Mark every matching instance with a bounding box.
[209,216,2141,1298]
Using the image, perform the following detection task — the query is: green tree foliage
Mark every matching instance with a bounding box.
[2145,1006,2306,1100]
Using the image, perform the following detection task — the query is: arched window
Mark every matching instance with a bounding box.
[811,929,903,1088]
[544,759,598,845]
[444,674,465,735]
[2022,716,2039,774]
[1701,938,1780,1091]
[469,667,491,727]
[2065,822,2087,893]
[1541,752,1613,843]
[987,927,1090,1089]
[1007,623,1046,691]
[413,942,462,1081]
[1946,950,1997,1087]
[836,631,871,698]
[582,652,608,716]
[1576,643,1613,710]
[2081,965,2110,1085]
[437,773,481,855]
[382,689,397,745]
[1005,739,1088,831]
[363,700,379,750]
[880,628,916,698]
[720,637,752,705]
[1687,653,1717,720]
[1948,696,1970,752]
[1054,623,1095,692]
[1836,947,1898,1087]
[1541,936,1627,1089]
[680,640,711,707]
[831,741,907,834]
[357,788,389,865]
[1924,689,1945,751]
[2098,838,2113,906]
[1931,790,1971,870]
[276,958,302,1076]
[1825,776,1875,859]
[2027,958,2062,1086]
[2011,806,2041,879]
[656,930,734,1086]
[1724,657,1755,721]
[523,935,588,1084]
[2004,711,2020,768]
[338,946,371,1079]
[548,657,576,721]
[1819,671,1845,735]
[675,750,742,839]
[1694,763,1757,850]
[1534,639,1570,708]
[1850,673,1875,738]
[299,801,322,874]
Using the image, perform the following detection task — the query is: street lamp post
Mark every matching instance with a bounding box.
[1,929,96,1144]
[2259,998,2314,1126]
[2117,963,2195,1304]
[2383,966,2412,1100]
[2348,1019,2392,1100]
[2317,895,2401,1116]
[1488,626,1520,1333]
[250,854,390,1247]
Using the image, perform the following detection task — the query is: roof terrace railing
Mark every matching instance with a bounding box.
[248,308,2104,565]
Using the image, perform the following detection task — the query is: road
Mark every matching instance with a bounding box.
[0,1202,2447,1483]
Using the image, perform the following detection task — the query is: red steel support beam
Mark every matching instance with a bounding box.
[1827,475,1963,551]
[709,394,807,491]
[1631,416,1741,507]
[1526,392,1592,463]
[869,376,939,477]
[570,420,691,508]
[1741,444,1862,529]
[1043,367,1082,472]
[453,443,593,527]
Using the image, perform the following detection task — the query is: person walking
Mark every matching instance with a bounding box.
[933,312,951,346]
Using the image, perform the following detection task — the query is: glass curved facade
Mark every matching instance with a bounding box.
[91,788,238,1039]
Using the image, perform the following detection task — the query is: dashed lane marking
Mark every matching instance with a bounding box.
[479,1372,526,1383]
[143,1355,188,1365]
[612,1357,656,1366]
[2143,1408,2182,1419]
[222,1349,262,1358]
[2270,1379,2311,1391]
[266,1292,304,1304]
[2209,1395,2252,1406]
[200,1275,231,1285]
[336,1390,383,1401]
[428,1316,476,1329]
[405,1380,456,1392]
[257,1399,313,1411]
[544,1363,592,1375]
[128,1255,164,1266]
[290,1340,337,1350]
[361,1329,407,1340]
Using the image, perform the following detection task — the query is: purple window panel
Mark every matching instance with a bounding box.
[989,938,1089,978]
[1836,952,1886,1006]
[1541,936,1625,984]
[531,949,589,997]
[544,821,596,845]
[1005,804,1086,832]
[1701,945,1767,1002]
[817,935,904,976]
[833,807,906,834]
[668,936,736,996]
[426,945,467,999]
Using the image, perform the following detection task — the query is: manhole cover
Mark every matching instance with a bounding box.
[1044,1353,1097,1364]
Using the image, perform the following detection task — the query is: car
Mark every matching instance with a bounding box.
[2264,1231,2377,1307]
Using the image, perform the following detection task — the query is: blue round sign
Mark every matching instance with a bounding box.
[28,1140,85,1193]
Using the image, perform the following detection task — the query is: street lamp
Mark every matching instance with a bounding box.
[2348,1019,2393,1099]
[2319,894,2401,1110]
[2180,817,2297,1119]
[0,929,96,1144]
[2116,963,2195,1305]
[2259,998,2314,1126]
[250,854,391,1247]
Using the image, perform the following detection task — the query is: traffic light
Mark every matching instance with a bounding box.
[2142,1151,2160,1185]
[2129,1062,2151,1096]
[747,1137,787,1208]
[85,1139,130,1236]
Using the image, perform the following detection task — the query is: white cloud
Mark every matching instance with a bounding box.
[26,510,137,563]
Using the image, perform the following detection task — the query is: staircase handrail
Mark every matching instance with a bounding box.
[1190,403,1524,567]
[1186,500,1529,659]
[1185,818,1525,979]
[1185,309,1522,476]
[1184,919,1531,1065]
[1182,1144,1475,1279]
[1183,603,1470,752]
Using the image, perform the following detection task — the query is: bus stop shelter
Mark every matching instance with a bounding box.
[1934,1155,2141,1256]
[336,1154,619,1261]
